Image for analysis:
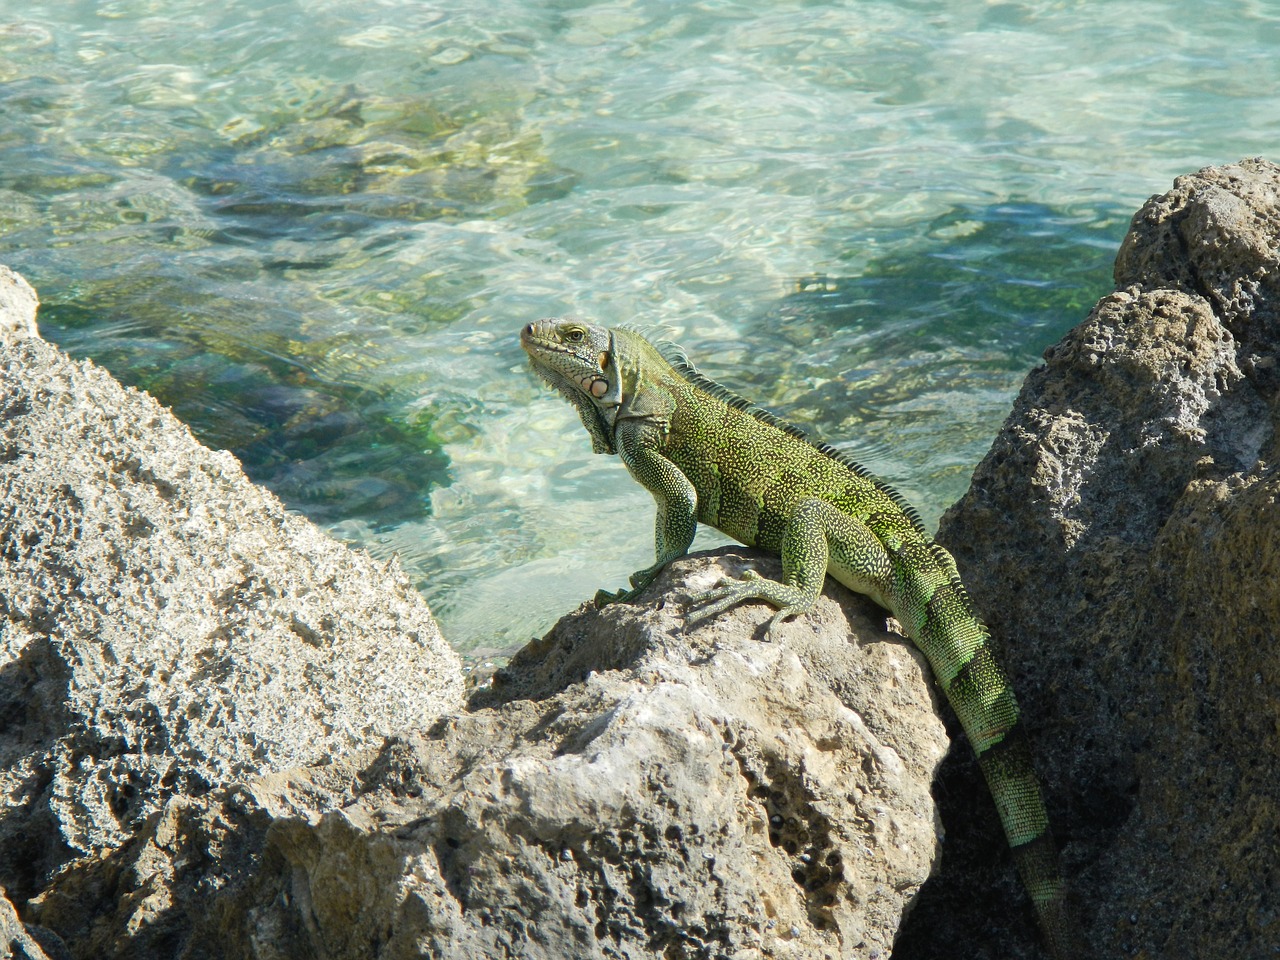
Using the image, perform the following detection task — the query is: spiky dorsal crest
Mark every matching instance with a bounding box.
[926,540,988,620]
[655,337,929,537]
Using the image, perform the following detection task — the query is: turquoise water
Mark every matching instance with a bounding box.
[1,1,1276,655]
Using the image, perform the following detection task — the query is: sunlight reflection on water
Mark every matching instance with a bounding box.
[2,0,1277,652]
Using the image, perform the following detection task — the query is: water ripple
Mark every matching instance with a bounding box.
[2,0,1275,649]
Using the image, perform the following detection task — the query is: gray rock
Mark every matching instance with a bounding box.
[0,331,464,902]
[1115,156,1280,360]
[1,886,59,960]
[899,158,1280,959]
[0,265,39,342]
[29,550,947,960]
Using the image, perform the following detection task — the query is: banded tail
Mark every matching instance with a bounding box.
[893,539,1075,958]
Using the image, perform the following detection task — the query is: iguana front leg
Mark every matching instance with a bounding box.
[688,497,893,635]
[596,421,698,605]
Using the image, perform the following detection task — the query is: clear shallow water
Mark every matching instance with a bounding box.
[1,1,1277,655]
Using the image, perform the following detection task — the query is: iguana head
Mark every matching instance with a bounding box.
[521,318,621,454]
[522,318,681,456]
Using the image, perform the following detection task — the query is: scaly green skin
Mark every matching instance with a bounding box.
[521,318,1076,959]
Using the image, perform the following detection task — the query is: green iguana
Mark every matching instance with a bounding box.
[520,318,1075,959]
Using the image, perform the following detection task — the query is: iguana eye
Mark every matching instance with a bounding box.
[563,327,585,343]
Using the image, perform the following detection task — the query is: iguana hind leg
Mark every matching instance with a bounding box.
[687,498,893,635]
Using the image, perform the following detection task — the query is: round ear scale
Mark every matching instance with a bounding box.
[589,351,612,397]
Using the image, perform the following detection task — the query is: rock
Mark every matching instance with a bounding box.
[897,158,1280,959]
[28,550,947,960]
[0,330,464,905]
[0,265,39,341]
[1115,156,1280,362]
[1,885,62,960]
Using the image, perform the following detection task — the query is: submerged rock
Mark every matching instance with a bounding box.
[899,157,1280,958]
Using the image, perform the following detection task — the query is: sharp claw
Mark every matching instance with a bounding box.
[764,608,797,639]
[685,577,761,626]
[595,585,641,607]
[594,588,622,607]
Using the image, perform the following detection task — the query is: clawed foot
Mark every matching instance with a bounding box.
[686,570,767,622]
[594,564,665,608]
[597,564,815,643]
[593,586,632,607]
[686,570,807,638]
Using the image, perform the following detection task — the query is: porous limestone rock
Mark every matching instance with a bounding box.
[897,158,1280,959]
[1,885,60,960]
[29,550,948,960]
[0,328,464,904]
[0,265,39,341]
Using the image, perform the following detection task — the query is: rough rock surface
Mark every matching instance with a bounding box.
[2,886,59,960]
[0,266,39,342]
[27,551,947,960]
[896,158,1280,959]
[0,332,464,903]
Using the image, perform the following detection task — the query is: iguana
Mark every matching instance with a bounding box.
[520,317,1075,959]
